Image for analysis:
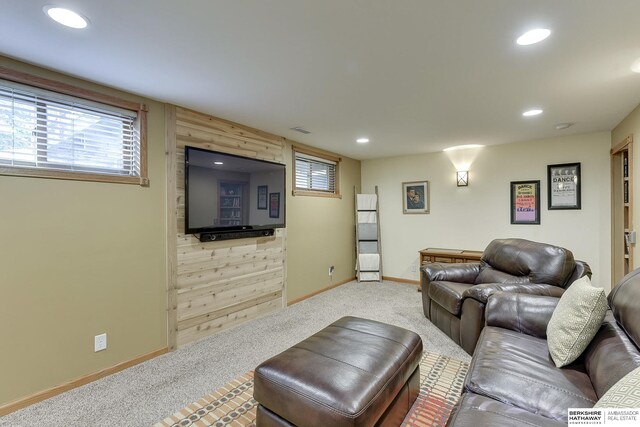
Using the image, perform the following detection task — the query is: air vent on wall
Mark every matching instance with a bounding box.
[290,126,311,134]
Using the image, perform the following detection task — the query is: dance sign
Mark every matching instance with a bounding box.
[511,180,540,224]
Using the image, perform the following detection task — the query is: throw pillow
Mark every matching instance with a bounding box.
[546,276,607,367]
[595,366,640,408]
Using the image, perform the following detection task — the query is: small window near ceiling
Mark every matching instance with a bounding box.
[293,148,341,197]
[0,70,148,185]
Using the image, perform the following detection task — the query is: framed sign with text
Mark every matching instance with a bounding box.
[511,180,540,225]
[548,163,581,210]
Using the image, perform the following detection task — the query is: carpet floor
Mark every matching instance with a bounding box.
[1,280,471,427]
[155,351,469,427]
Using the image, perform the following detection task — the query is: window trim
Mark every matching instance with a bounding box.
[0,65,149,186]
[292,146,341,198]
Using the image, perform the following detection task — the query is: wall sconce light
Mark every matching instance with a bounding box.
[457,171,469,187]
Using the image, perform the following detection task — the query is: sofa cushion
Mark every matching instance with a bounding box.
[594,366,640,408]
[446,393,566,427]
[463,282,564,304]
[465,326,597,422]
[583,311,640,398]
[546,276,608,367]
[475,265,531,285]
[429,281,474,316]
[480,238,576,287]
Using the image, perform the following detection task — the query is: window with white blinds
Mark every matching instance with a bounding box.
[0,78,145,183]
[294,150,339,194]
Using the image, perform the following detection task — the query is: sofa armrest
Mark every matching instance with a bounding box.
[421,262,480,285]
[462,282,565,304]
[420,262,480,320]
[485,292,560,339]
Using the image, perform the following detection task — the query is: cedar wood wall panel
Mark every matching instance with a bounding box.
[172,106,286,347]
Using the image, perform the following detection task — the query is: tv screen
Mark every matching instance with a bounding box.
[184,147,286,234]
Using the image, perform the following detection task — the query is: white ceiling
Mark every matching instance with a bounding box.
[2,1,640,160]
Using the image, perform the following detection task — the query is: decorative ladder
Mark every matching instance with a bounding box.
[355,186,383,282]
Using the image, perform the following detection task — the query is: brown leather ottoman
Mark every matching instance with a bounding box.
[253,316,423,427]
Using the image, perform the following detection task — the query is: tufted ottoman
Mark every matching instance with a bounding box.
[253,316,423,427]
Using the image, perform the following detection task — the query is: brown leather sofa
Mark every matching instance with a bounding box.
[421,238,591,354]
[445,267,640,426]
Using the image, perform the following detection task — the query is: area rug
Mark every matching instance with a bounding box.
[154,351,469,427]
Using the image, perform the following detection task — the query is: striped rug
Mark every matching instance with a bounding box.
[155,351,468,427]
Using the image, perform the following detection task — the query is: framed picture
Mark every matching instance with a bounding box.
[511,180,540,224]
[402,181,430,214]
[547,163,581,210]
[257,185,268,210]
[269,192,280,218]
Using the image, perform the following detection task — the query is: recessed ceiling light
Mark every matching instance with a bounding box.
[443,144,484,152]
[523,109,543,117]
[214,161,223,165]
[356,138,370,144]
[44,6,89,29]
[516,29,551,46]
[632,58,640,73]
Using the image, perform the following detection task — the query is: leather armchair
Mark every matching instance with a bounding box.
[421,238,591,354]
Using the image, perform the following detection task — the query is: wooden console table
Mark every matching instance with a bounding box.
[419,248,483,266]
[418,248,483,292]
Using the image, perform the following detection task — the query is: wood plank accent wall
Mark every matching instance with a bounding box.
[167,106,287,348]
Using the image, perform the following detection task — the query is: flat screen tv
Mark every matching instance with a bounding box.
[184,146,286,236]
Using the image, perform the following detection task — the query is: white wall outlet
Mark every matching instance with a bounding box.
[410,262,417,273]
[329,265,334,276]
[94,333,107,352]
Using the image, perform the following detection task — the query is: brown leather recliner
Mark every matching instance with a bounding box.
[421,238,591,354]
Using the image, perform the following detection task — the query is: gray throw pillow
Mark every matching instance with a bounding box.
[595,366,640,408]
[546,276,607,367]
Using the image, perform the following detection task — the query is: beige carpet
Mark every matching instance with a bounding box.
[155,351,469,427]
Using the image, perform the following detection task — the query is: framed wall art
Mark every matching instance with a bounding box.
[510,180,540,224]
[402,181,430,214]
[547,163,581,210]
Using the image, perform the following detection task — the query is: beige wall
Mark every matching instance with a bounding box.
[362,132,612,291]
[0,57,360,404]
[285,143,361,302]
[612,102,640,273]
[612,102,640,150]
[0,57,167,405]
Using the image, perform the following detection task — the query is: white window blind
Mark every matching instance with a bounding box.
[295,151,337,193]
[0,80,141,177]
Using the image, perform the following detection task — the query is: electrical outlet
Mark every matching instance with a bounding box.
[329,265,334,276]
[94,333,107,352]
[410,263,417,273]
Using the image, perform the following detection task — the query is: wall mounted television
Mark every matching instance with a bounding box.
[184,146,286,240]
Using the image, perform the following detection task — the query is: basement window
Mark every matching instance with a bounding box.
[0,69,148,185]
[293,148,341,198]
